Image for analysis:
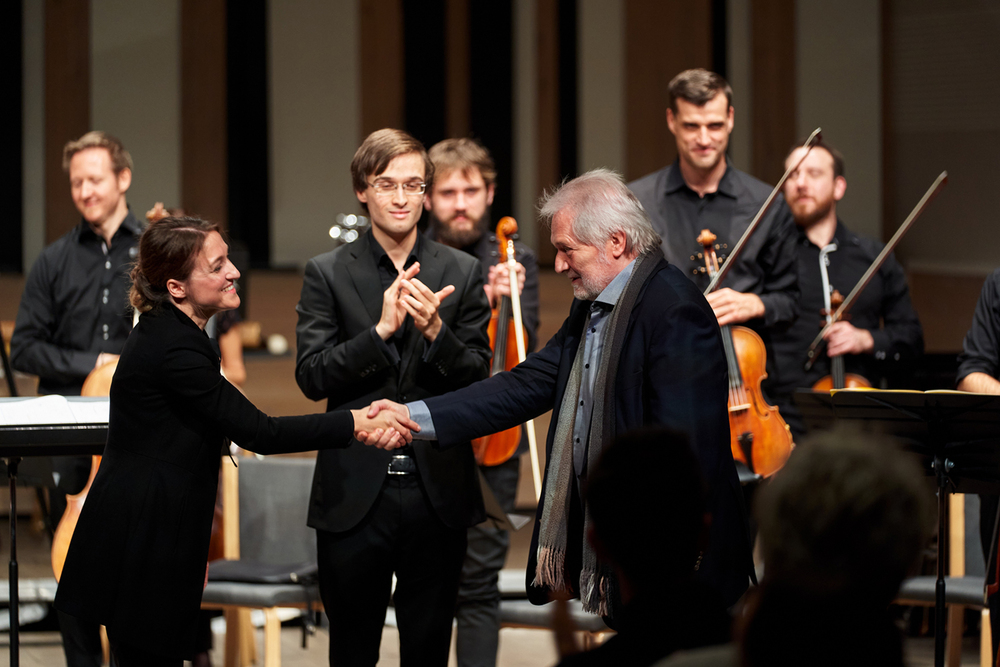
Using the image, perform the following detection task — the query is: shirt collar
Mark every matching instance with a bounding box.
[593,258,636,310]
[75,209,144,245]
[368,227,421,270]
[665,158,738,199]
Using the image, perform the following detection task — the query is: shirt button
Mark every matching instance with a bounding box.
[105,260,112,269]
[102,297,108,304]
[585,364,590,369]
[575,438,580,443]
[102,324,109,332]
[103,333,109,340]
[580,400,584,406]
[591,328,596,333]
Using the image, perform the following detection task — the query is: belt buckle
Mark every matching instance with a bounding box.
[387,454,415,475]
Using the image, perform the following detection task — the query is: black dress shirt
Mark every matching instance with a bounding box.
[771,221,923,435]
[10,212,144,395]
[958,269,1000,383]
[628,160,800,330]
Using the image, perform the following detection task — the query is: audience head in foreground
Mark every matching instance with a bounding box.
[742,429,932,667]
[555,428,731,667]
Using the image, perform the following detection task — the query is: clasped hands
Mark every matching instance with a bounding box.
[376,262,455,342]
[350,400,414,450]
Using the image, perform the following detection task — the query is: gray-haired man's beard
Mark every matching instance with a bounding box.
[430,215,486,248]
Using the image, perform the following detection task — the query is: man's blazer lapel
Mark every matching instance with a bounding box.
[345,235,385,327]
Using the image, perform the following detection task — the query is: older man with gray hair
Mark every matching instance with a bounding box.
[369,169,755,617]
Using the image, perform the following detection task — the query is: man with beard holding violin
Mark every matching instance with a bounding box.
[424,137,539,667]
[771,139,923,438]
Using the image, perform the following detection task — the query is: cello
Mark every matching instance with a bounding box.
[698,230,793,477]
[470,217,543,499]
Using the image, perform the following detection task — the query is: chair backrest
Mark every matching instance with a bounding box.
[236,456,316,565]
[951,493,986,577]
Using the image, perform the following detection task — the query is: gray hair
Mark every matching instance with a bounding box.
[538,169,661,256]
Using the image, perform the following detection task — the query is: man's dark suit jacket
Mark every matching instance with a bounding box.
[423,257,754,606]
[296,232,492,532]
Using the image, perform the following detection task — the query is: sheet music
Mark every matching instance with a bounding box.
[0,396,110,426]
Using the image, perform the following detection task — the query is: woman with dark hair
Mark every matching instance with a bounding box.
[54,216,415,665]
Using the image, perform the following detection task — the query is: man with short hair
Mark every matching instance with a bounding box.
[424,137,540,667]
[295,128,492,665]
[369,169,754,616]
[628,69,799,388]
[10,130,144,667]
[769,140,923,436]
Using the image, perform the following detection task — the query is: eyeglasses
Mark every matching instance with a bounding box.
[368,180,426,198]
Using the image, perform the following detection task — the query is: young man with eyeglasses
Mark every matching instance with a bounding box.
[295,128,492,666]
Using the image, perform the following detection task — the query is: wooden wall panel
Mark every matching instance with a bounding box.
[445,0,470,138]
[360,0,405,134]
[623,0,712,182]
[535,0,559,265]
[44,0,90,244]
[750,0,796,185]
[181,0,228,229]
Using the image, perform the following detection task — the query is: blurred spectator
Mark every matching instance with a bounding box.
[555,427,732,667]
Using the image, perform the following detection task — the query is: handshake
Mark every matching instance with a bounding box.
[350,400,417,450]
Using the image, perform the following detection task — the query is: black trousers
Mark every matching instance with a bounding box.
[455,457,520,667]
[317,474,467,667]
[108,639,182,667]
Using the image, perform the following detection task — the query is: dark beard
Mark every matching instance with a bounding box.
[793,196,835,228]
[430,215,486,248]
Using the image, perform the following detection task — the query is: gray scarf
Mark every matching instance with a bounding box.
[533,250,660,616]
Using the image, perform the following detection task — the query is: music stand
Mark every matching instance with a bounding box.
[0,397,108,667]
[797,389,1000,667]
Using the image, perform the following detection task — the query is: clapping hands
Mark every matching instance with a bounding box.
[351,400,416,450]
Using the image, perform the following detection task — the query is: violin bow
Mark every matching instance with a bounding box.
[804,171,948,370]
[705,127,823,295]
[498,217,543,501]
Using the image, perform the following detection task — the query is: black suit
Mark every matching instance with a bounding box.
[54,303,355,660]
[295,231,491,665]
[423,258,754,609]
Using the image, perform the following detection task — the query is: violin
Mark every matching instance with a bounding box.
[470,217,543,499]
[698,230,793,478]
[472,217,529,466]
[810,289,871,391]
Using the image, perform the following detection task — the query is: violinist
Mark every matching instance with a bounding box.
[424,138,540,667]
[770,140,923,438]
[53,216,415,666]
[628,69,800,387]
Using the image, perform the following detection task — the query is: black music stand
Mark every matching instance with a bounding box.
[0,397,108,667]
[797,389,1000,667]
